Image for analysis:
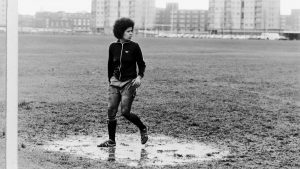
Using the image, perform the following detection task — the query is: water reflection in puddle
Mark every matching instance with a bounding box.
[43,134,229,166]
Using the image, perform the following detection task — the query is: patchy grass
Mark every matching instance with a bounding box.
[17,34,300,168]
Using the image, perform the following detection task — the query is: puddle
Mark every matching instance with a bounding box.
[43,134,229,166]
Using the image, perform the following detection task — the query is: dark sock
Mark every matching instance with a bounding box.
[123,113,146,130]
[108,120,117,142]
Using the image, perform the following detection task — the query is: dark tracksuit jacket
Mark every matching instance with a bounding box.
[108,40,146,83]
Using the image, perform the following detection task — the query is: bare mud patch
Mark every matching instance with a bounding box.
[43,134,229,167]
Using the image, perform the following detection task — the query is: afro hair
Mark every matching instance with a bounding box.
[113,17,135,39]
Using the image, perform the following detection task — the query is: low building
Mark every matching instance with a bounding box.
[155,3,208,33]
[19,15,35,28]
[69,13,91,32]
[35,11,91,32]
[173,9,208,33]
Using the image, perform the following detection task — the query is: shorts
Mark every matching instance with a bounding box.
[109,76,137,98]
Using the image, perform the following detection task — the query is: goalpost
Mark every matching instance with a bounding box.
[6,0,18,168]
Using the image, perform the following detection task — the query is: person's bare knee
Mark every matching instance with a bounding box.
[121,107,130,118]
[108,106,117,121]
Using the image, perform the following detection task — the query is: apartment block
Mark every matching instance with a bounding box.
[259,0,280,30]
[290,9,300,31]
[91,0,156,33]
[280,10,300,31]
[0,0,6,27]
[155,3,208,33]
[209,0,280,32]
[280,15,291,30]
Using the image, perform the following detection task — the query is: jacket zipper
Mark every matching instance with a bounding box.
[119,43,124,80]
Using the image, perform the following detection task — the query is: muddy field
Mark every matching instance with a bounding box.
[2,34,300,168]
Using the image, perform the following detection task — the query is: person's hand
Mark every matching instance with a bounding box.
[132,76,142,88]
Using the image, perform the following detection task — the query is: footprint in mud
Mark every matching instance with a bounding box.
[174,153,183,158]
[157,149,177,153]
[186,154,196,158]
[120,143,129,146]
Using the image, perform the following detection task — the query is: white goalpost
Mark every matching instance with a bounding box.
[6,0,18,168]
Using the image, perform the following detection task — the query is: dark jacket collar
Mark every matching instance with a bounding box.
[116,39,131,43]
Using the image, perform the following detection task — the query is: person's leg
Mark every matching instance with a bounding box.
[121,84,148,144]
[121,88,146,130]
[107,86,121,142]
[98,86,121,147]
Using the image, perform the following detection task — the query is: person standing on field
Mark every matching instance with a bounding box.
[97,18,148,147]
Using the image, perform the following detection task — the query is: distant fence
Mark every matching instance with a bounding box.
[2,26,299,40]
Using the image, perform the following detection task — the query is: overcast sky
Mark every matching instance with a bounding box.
[18,0,300,15]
